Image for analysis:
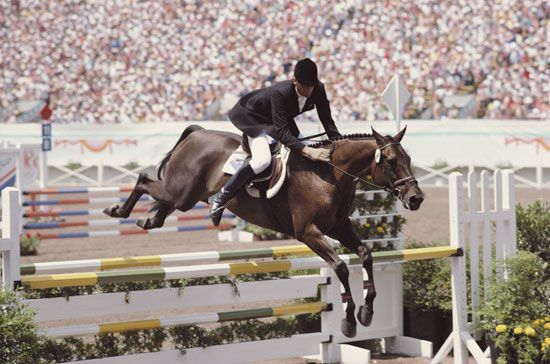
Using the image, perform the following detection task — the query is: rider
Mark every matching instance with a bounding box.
[209,58,342,226]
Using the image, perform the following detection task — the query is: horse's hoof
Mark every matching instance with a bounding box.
[357,305,373,327]
[103,205,119,217]
[136,217,150,229]
[341,319,357,338]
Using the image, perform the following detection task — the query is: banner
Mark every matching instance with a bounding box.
[0,120,548,169]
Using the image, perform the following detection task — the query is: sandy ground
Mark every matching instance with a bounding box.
[19,186,549,363]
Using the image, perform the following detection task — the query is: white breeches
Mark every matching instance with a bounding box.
[247,130,276,174]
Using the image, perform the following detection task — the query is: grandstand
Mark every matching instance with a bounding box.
[0,0,548,123]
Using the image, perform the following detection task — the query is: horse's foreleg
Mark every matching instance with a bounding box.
[327,219,376,327]
[103,173,152,218]
[297,223,357,338]
[355,244,376,327]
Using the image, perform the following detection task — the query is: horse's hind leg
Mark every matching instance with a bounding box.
[296,223,357,338]
[327,218,376,327]
[136,203,175,230]
[104,173,172,221]
[103,173,152,218]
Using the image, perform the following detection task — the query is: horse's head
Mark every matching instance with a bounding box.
[370,126,424,210]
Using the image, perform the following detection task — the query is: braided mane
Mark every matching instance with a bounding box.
[308,133,373,148]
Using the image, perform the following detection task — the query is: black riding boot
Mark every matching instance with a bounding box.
[210,162,256,226]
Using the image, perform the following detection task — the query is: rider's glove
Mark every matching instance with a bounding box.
[301,146,331,162]
[328,131,342,140]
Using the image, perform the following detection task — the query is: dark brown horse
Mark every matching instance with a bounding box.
[104,125,424,337]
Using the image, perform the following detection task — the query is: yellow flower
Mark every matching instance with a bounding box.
[376,226,384,233]
[513,327,523,335]
[545,322,550,329]
[545,338,550,345]
[533,319,540,327]
[524,327,536,336]
[365,223,371,228]
[495,324,507,333]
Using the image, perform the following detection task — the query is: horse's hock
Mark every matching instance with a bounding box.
[0,170,516,363]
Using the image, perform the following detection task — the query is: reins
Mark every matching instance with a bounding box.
[298,132,327,141]
[326,140,416,198]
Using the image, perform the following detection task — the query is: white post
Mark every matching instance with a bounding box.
[493,171,505,268]
[480,171,492,300]
[501,170,516,259]
[1,187,21,290]
[467,172,480,335]
[320,267,342,363]
[448,172,468,364]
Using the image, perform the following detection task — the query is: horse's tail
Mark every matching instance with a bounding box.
[157,124,205,180]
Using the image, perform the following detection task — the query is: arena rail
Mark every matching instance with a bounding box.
[18,186,237,241]
[1,169,516,363]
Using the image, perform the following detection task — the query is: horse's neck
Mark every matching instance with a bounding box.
[333,138,376,179]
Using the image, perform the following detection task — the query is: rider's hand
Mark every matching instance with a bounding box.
[302,146,331,162]
[328,131,342,140]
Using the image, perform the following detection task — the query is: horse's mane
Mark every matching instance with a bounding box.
[308,133,373,148]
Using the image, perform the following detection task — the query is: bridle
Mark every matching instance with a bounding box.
[327,141,417,200]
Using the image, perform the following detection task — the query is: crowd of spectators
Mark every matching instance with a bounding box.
[0,0,547,123]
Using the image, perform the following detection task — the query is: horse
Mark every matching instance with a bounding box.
[103,125,424,338]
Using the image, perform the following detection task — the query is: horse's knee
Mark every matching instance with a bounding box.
[357,245,373,266]
[334,260,349,281]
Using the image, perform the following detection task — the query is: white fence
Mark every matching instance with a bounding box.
[1,170,518,363]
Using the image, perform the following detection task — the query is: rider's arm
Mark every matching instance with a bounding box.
[315,83,342,140]
[269,91,306,152]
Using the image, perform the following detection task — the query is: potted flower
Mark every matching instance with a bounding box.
[476,252,549,364]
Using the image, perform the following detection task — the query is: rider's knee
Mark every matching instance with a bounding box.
[249,155,271,174]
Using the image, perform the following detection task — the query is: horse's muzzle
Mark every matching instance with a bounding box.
[401,183,424,211]
[406,193,424,210]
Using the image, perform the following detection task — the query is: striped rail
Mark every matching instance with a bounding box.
[25,195,158,206]
[20,187,227,240]
[20,246,459,289]
[23,213,235,229]
[23,186,135,195]
[23,205,207,218]
[29,223,234,240]
[19,244,457,275]
[40,301,329,337]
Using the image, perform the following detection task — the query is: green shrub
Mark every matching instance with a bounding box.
[476,252,550,364]
[0,290,42,364]
[516,200,550,277]
[402,240,452,312]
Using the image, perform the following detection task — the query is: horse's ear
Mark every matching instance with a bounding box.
[394,125,407,143]
[371,127,385,146]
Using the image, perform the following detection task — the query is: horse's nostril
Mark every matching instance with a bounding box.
[409,194,424,207]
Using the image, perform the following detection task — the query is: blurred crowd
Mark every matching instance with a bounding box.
[0,0,547,123]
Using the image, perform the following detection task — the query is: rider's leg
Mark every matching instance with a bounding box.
[209,132,272,226]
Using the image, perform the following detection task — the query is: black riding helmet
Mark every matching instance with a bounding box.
[294,58,319,86]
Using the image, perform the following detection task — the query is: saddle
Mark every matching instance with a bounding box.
[222,146,290,199]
